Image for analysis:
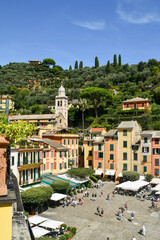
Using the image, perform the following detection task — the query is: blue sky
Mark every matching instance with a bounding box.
[1,0,160,69]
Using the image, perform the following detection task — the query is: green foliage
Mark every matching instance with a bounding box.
[71,227,77,235]
[59,236,66,240]
[31,104,42,114]
[79,61,83,69]
[113,54,117,67]
[122,171,140,182]
[74,60,78,69]
[42,58,56,68]
[69,65,72,71]
[61,224,67,230]
[118,54,122,66]
[90,175,98,183]
[145,174,153,182]
[67,167,94,178]
[64,233,70,239]
[95,56,99,68]
[21,186,53,204]
[51,180,70,193]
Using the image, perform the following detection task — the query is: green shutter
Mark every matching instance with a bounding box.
[123,141,127,148]
[64,162,67,169]
[38,168,40,177]
[12,156,14,165]
[38,152,40,162]
[34,152,36,163]
[26,170,28,180]
[26,152,28,164]
[110,144,114,151]
[60,163,62,170]
[23,153,25,165]
[31,152,33,163]
[31,169,33,179]
[110,154,114,160]
[18,153,20,166]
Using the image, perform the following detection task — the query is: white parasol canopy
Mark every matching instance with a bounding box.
[28,215,47,225]
[105,170,116,176]
[50,193,67,201]
[151,184,160,191]
[39,219,64,229]
[32,226,50,238]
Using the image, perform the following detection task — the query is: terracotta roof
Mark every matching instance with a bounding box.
[89,128,105,133]
[123,97,150,103]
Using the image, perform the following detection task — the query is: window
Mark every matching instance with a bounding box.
[51,151,53,158]
[68,139,70,145]
[155,139,159,144]
[26,170,28,181]
[123,164,127,171]
[51,163,53,170]
[58,101,59,106]
[89,150,92,156]
[110,154,114,160]
[127,104,129,108]
[98,162,102,168]
[59,151,62,158]
[123,141,127,148]
[123,130,127,136]
[153,148,160,154]
[110,163,114,169]
[12,156,14,165]
[110,144,114,151]
[123,152,127,160]
[43,164,46,171]
[88,142,93,146]
[144,137,148,143]
[134,165,137,171]
[142,103,144,107]
[43,151,46,158]
[155,159,159,166]
[98,144,102,151]
[132,145,138,151]
[64,139,66,145]
[31,169,33,179]
[60,163,62,170]
[23,153,25,165]
[76,139,77,144]
[18,153,20,166]
[0,100,2,104]
[134,103,136,109]
[38,152,40,162]
[89,160,92,166]
[72,139,74,144]
[98,152,103,158]
[34,152,36,163]
[38,168,40,178]
[134,153,137,161]
[64,151,67,157]
[155,169,159,176]
[72,150,74,156]
[31,152,33,163]
[64,162,67,169]
[143,155,147,162]
[142,147,149,153]
[143,166,147,173]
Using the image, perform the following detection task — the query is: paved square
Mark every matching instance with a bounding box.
[40,182,160,240]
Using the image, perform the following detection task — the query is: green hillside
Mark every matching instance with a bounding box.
[1,57,160,130]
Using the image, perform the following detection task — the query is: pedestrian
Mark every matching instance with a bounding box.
[155,199,158,208]
[101,190,103,196]
[151,199,155,208]
[143,194,146,201]
[63,201,66,208]
[131,236,136,240]
[107,193,110,200]
[124,202,128,210]
[107,238,110,240]
[97,206,100,215]
[119,212,122,221]
[95,193,97,200]
[140,225,145,236]
[100,208,104,217]
[131,212,135,222]
[121,206,125,215]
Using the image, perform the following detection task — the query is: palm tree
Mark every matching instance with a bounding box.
[79,99,88,134]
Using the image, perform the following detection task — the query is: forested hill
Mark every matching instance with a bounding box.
[0,58,160,130]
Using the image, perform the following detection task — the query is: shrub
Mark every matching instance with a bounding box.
[51,180,70,194]
[64,233,70,240]
[71,227,77,235]
[122,171,140,182]
[90,175,98,183]
[61,224,67,230]
[59,236,66,240]
[67,226,72,231]
[67,167,94,178]
[101,178,106,182]
[145,174,153,182]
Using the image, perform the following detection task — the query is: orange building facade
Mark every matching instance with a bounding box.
[152,132,160,177]
[123,97,151,110]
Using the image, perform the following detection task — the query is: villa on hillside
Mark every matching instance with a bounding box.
[123,97,151,110]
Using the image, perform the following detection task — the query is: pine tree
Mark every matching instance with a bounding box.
[113,54,117,67]
[74,60,78,69]
[69,65,72,71]
[106,60,110,73]
[79,61,83,69]
[118,54,122,66]
[95,56,99,68]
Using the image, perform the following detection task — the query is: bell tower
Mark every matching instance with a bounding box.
[55,85,68,127]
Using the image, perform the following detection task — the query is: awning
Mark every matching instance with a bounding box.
[32,226,50,238]
[118,172,123,177]
[155,191,160,195]
[94,169,103,175]
[29,215,47,225]
[151,178,160,185]
[151,184,160,191]
[39,219,64,229]
[50,193,67,201]
[105,170,116,176]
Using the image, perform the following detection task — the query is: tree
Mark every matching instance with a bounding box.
[122,171,140,181]
[0,114,36,144]
[41,105,52,114]
[118,54,122,67]
[42,58,56,68]
[79,98,88,133]
[113,54,117,67]
[106,60,110,73]
[80,87,113,118]
[69,65,72,71]
[79,61,83,69]
[95,56,99,68]
[74,61,78,69]
[145,174,153,182]
[67,167,94,179]
[31,104,42,114]
[51,180,70,194]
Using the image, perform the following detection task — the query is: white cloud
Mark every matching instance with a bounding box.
[73,20,106,30]
[116,1,160,24]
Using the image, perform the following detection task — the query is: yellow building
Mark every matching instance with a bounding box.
[84,137,94,169]
[9,113,67,137]
[123,97,151,110]
[0,95,14,112]
[117,121,141,173]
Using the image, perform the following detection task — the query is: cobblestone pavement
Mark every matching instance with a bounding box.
[40,182,160,240]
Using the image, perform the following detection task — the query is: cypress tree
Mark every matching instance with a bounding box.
[74,60,78,69]
[95,56,99,68]
[106,60,110,73]
[79,61,83,69]
[118,54,122,66]
[69,65,72,71]
[113,54,117,67]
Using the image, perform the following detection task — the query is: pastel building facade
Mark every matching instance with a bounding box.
[0,95,14,112]
[152,131,160,177]
[123,97,151,110]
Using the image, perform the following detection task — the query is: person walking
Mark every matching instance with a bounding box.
[100,208,104,217]
[124,202,128,210]
[107,193,110,200]
[101,190,103,197]
[132,236,136,240]
[140,225,146,235]
[131,212,135,222]
[97,206,100,215]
